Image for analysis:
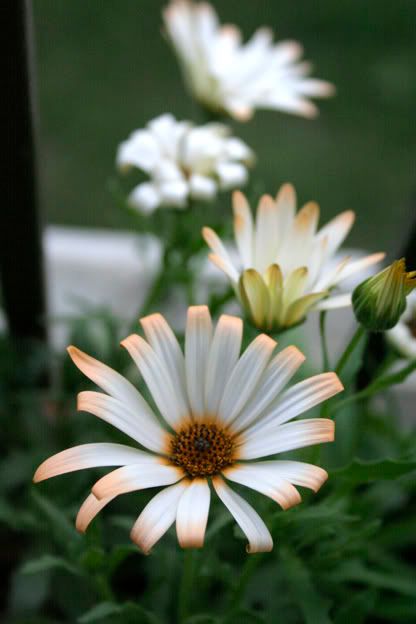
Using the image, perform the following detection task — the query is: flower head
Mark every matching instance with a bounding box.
[353,258,416,332]
[203,185,384,331]
[34,307,343,554]
[163,0,334,121]
[387,291,416,359]
[116,113,253,214]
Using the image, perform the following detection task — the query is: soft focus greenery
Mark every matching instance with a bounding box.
[1,318,416,623]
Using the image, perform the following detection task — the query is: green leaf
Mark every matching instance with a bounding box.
[21,555,80,576]
[334,589,377,624]
[78,602,122,623]
[333,457,416,484]
[31,490,81,546]
[280,548,333,624]
[78,602,160,624]
[331,560,416,597]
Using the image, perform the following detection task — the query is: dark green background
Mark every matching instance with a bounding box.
[34,0,416,254]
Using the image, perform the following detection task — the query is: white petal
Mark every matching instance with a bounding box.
[76,493,115,533]
[202,227,239,283]
[248,372,343,433]
[314,293,352,310]
[217,334,276,426]
[185,306,213,420]
[33,442,159,483]
[252,460,328,492]
[159,180,189,207]
[233,190,254,268]
[213,476,273,553]
[216,162,248,190]
[189,174,217,200]
[140,313,189,415]
[254,194,280,274]
[316,211,355,258]
[116,129,160,173]
[231,346,306,433]
[224,137,253,162]
[333,252,385,286]
[223,464,301,510]
[121,334,190,430]
[67,346,163,436]
[92,463,184,500]
[130,480,189,554]
[77,391,169,454]
[238,418,335,460]
[176,478,211,548]
[205,314,243,416]
[128,183,160,214]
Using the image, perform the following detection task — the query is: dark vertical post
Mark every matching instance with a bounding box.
[1,0,47,342]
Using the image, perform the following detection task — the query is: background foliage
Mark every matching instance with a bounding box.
[1,1,416,622]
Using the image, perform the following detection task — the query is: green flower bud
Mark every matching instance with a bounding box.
[352,258,416,331]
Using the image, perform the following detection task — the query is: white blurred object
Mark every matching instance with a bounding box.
[116,113,253,214]
[44,227,162,349]
[163,0,334,121]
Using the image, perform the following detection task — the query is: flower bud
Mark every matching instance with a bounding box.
[352,259,416,331]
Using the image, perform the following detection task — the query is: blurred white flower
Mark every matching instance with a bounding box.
[117,113,253,214]
[34,307,342,553]
[387,291,416,359]
[203,185,385,331]
[163,0,335,121]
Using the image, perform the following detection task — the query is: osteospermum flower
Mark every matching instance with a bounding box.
[34,307,343,553]
[163,0,334,121]
[116,113,253,214]
[203,185,385,331]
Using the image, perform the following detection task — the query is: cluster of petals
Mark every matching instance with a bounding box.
[116,113,253,213]
[34,307,343,554]
[163,0,335,121]
[203,185,385,331]
[387,291,416,359]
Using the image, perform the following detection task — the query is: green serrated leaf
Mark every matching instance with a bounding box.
[331,560,416,597]
[31,490,81,546]
[280,547,333,624]
[333,457,416,483]
[21,555,80,576]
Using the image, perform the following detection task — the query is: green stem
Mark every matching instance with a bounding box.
[319,311,330,371]
[335,325,365,377]
[329,358,416,417]
[177,549,196,624]
[226,554,264,618]
[320,325,366,421]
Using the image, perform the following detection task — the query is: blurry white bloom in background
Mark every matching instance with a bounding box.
[203,184,385,331]
[163,0,334,121]
[387,291,416,359]
[117,113,254,214]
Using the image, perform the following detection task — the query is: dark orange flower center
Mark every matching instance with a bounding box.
[169,422,235,477]
[406,317,416,338]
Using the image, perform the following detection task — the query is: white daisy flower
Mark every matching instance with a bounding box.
[116,113,253,214]
[163,0,335,121]
[203,185,385,331]
[387,291,416,359]
[34,306,343,554]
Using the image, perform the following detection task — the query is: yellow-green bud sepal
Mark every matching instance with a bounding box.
[352,258,416,332]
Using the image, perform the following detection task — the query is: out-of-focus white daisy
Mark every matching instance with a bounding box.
[34,306,342,554]
[387,291,416,359]
[203,185,385,331]
[163,0,334,121]
[116,113,253,214]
